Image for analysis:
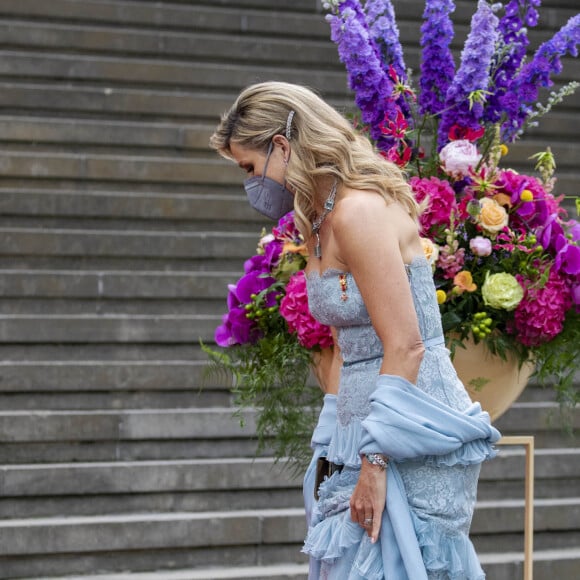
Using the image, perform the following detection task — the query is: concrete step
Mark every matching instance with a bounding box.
[0,313,219,343]
[0,0,575,37]
[0,150,240,185]
[0,188,258,222]
[20,564,310,580]
[0,458,302,518]
[0,343,217,362]
[0,226,257,259]
[0,509,307,579]
[0,50,352,95]
[0,297,225,316]
[0,449,577,517]
[495,402,580,448]
[0,0,330,37]
[0,501,578,576]
[0,407,255,443]
[0,255,246,273]
[0,116,214,151]
[14,549,580,580]
[0,81,242,122]
[0,20,341,67]
[0,407,262,464]
[0,360,226,391]
[0,390,231,412]
[0,270,237,299]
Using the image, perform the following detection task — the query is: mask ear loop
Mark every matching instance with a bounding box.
[260,141,275,184]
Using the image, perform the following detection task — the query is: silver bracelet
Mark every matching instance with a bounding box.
[365,453,389,470]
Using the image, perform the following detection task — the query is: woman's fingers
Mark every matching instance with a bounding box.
[350,462,388,542]
[370,511,381,543]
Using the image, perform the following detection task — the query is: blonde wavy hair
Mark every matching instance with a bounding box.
[210,81,419,240]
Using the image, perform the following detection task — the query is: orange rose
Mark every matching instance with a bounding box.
[477,198,508,234]
[492,193,512,209]
[453,271,477,294]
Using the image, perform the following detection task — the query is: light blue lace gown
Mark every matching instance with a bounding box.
[302,255,490,580]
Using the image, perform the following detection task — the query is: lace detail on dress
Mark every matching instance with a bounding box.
[406,256,445,343]
[398,462,481,535]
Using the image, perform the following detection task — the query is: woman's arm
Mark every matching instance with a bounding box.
[331,192,425,383]
[330,191,425,543]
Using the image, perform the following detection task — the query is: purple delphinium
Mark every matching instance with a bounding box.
[365,0,406,80]
[484,1,540,124]
[501,13,580,142]
[327,0,398,148]
[438,0,499,148]
[418,0,456,117]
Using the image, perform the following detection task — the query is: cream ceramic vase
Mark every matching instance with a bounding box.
[450,337,535,422]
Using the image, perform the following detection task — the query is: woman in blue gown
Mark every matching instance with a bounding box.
[210,81,500,579]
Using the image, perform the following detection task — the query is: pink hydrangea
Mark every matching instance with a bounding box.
[410,176,458,236]
[513,269,573,347]
[279,271,333,349]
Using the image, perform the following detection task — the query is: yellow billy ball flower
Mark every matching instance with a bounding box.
[436,289,447,304]
[499,144,509,156]
[520,189,534,202]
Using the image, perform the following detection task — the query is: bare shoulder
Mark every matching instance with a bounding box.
[332,189,409,235]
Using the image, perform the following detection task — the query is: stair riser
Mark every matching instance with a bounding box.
[0,229,257,259]
[0,504,578,558]
[0,152,241,184]
[0,391,232,411]
[0,298,225,316]
[0,543,307,580]
[0,256,247,272]
[0,272,239,300]
[0,191,258,221]
[0,488,304,519]
[0,315,220,343]
[0,410,255,442]
[0,362,228,391]
[0,23,340,67]
[0,439,264,465]
[0,1,330,36]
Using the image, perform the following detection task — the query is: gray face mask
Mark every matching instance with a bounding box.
[244,142,294,220]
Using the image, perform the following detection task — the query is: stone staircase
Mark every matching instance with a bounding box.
[0,0,578,578]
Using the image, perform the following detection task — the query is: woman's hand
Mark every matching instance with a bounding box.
[350,457,387,543]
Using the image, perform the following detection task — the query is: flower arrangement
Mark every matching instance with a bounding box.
[325,0,580,405]
[206,0,580,465]
[203,213,333,467]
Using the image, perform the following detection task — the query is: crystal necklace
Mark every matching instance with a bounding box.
[312,180,338,259]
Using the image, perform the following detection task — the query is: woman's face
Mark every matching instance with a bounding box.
[229,136,289,185]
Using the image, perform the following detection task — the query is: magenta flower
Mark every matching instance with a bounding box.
[410,176,458,236]
[514,269,573,346]
[280,271,333,349]
[495,169,559,230]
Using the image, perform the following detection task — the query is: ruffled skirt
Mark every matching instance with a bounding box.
[303,461,485,580]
